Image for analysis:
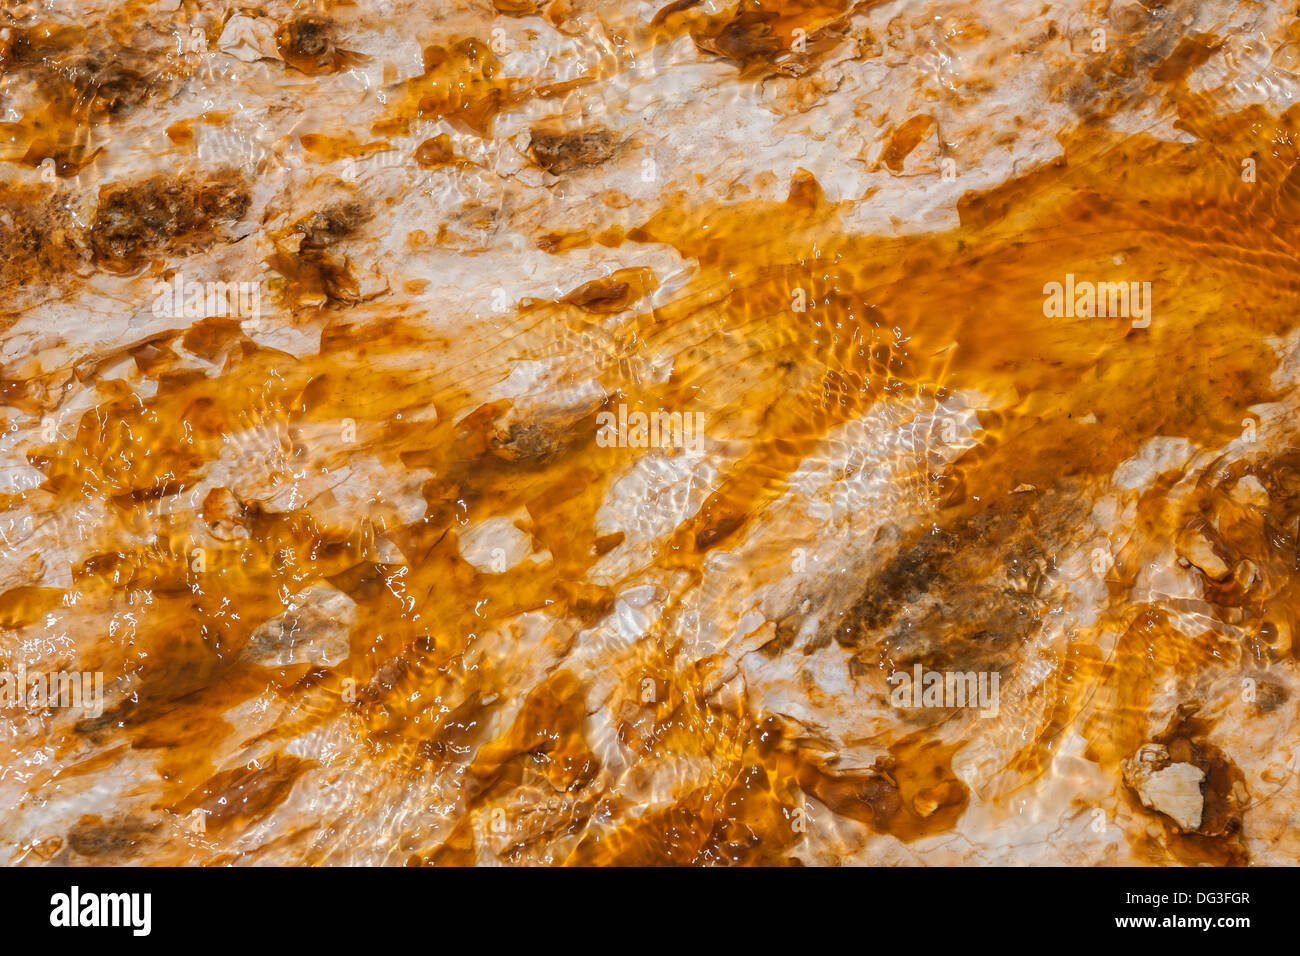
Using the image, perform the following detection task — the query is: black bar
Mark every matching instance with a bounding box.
[2,865,1283,944]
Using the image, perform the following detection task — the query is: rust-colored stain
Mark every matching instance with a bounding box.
[0,0,1296,867]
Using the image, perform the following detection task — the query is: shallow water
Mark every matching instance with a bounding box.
[0,0,1298,865]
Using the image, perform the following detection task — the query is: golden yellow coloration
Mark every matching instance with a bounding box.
[0,0,1297,866]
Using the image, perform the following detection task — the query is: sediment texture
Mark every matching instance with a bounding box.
[1,0,1299,865]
